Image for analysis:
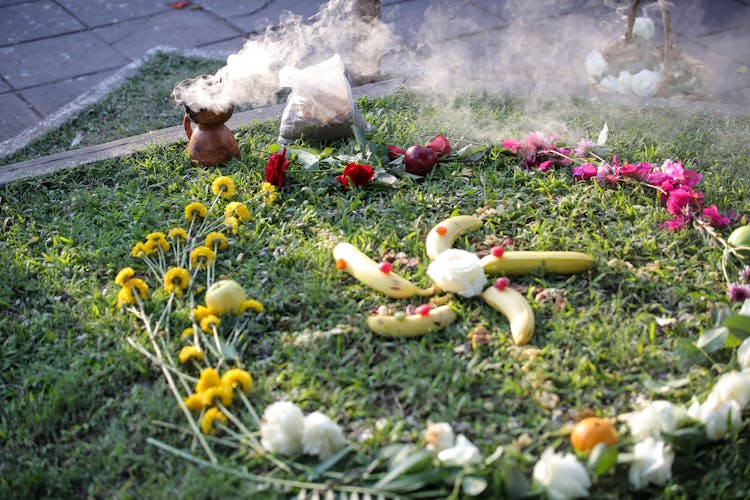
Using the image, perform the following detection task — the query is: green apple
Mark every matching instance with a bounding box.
[205,279,246,315]
[727,225,750,247]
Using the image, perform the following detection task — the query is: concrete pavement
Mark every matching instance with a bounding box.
[1,0,749,158]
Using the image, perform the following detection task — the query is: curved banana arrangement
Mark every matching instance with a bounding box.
[481,285,535,345]
[425,215,483,260]
[333,242,433,299]
[480,251,594,276]
[366,304,457,337]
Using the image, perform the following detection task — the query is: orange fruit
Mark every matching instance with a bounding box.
[570,417,618,453]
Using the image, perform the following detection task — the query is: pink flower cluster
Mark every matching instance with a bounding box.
[729,266,750,302]
[501,132,572,172]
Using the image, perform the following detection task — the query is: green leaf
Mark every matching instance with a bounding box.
[461,475,488,496]
[662,426,706,455]
[352,125,369,153]
[454,144,489,161]
[695,326,729,353]
[587,443,618,475]
[217,339,238,361]
[722,314,750,347]
[309,444,354,480]
[378,468,451,493]
[286,148,320,169]
[673,338,708,371]
[374,448,435,489]
[503,464,530,499]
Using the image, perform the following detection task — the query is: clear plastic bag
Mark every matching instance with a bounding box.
[278,54,368,143]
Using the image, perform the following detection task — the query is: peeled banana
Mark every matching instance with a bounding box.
[366,304,457,337]
[425,215,483,260]
[481,285,535,345]
[480,250,594,276]
[333,242,433,299]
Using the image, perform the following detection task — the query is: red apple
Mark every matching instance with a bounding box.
[404,145,437,176]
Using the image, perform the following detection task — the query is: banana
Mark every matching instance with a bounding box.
[333,242,433,299]
[366,304,457,338]
[425,215,483,260]
[481,285,535,345]
[480,251,594,276]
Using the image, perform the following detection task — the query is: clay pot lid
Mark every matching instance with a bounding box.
[185,105,234,126]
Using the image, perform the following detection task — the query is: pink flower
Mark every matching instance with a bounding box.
[729,284,750,302]
[619,162,652,180]
[501,139,519,153]
[336,163,374,190]
[572,163,597,180]
[666,189,702,217]
[387,145,405,160]
[575,139,597,158]
[595,163,619,184]
[265,148,290,187]
[740,266,750,283]
[537,160,553,172]
[701,205,730,228]
[661,159,702,189]
[427,135,451,157]
[660,216,689,231]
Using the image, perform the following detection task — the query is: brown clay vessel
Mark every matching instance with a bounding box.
[183,105,241,167]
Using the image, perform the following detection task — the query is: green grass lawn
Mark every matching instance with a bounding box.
[2,80,750,498]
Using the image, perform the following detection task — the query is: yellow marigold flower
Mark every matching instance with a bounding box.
[238,299,264,314]
[261,182,277,203]
[192,304,216,324]
[126,277,149,300]
[225,201,250,221]
[190,246,215,270]
[181,327,194,340]
[168,227,188,242]
[146,232,166,241]
[224,216,239,234]
[201,407,227,435]
[221,368,253,393]
[164,267,190,298]
[205,232,228,251]
[116,287,135,308]
[195,368,221,393]
[201,383,234,407]
[178,345,204,363]
[131,242,146,258]
[211,176,236,199]
[200,314,220,332]
[143,239,160,256]
[115,267,135,286]
[184,393,205,412]
[184,201,208,221]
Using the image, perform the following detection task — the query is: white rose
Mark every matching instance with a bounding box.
[709,371,750,409]
[628,437,674,490]
[424,422,455,452]
[437,434,482,467]
[599,75,620,93]
[301,411,348,460]
[633,17,656,39]
[585,50,608,79]
[617,70,633,94]
[688,394,742,440]
[532,447,591,500]
[738,337,750,370]
[627,400,685,441]
[260,401,305,456]
[631,69,661,97]
[427,249,487,297]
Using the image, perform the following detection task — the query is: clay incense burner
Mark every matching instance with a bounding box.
[183,105,241,167]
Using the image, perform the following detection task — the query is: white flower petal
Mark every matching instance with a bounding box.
[633,17,656,39]
[711,370,750,408]
[260,401,305,456]
[738,337,750,370]
[631,69,661,97]
[533,447,591,499]
[585,50,608,79]
[424,422,455,452]
[302,411,348,460]
[437,434,481,467]
[628,438,674,490]
[427,249,486,298]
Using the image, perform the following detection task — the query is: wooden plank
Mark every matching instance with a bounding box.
[0,78,403,186]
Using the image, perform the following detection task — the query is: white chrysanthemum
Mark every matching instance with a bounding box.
[617,70,633,94]
[436,434,482,467]
[688,394,742,440]
[631,69,661,97]
[424,422,455,452]
[627,400,686,441]
[599,74,620,93]
[532,448,591,500]
[427,249,487,297]
[585,50,608,79]
[738,337,750,370]
[633,16,656,39]
[260,401,305,456]
[710,370,750,409]
[628,437,674,490]
[301,411,347,460]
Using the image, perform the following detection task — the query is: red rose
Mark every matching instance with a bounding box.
[387,145,405,160]
[336,163,374,190]
[265,148,290,187]
[426,135,450,157]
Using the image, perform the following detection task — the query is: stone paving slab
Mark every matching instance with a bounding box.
[227,0,328,34]
[57,0,169,28]
[93,9,243,60]
[0,31,130,88]
[0,79,10,92]
[196,0,269,19]
[0,0,83,45]
[20,69,118,116]
[0,93,40,134]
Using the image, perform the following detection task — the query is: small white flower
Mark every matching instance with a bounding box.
[617,70,633,94]
[710,370,750,409]
[585,50,608,79]
[628,437,674,490]
[532,447,591,500]
[260,401,305,456]
[436,434,482,467]
[301,411,348,460]
[427,249,487,297]
[688,394,742,440]
[599,75,620,93]
[738,337,750,370]
[631,69,661,97]
[633,16,656,39]
[424,422,455,452]
[627,400,685,441]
